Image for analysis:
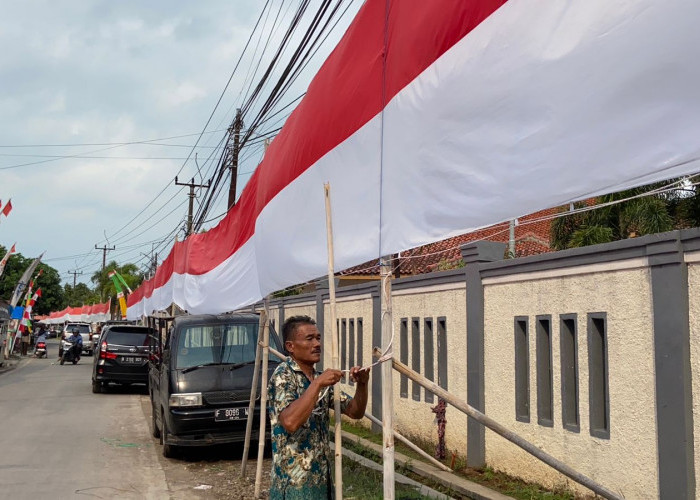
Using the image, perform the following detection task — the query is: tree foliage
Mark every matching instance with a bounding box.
[0,245,67,314]
[91,260,144,302]
[551,178,700,251]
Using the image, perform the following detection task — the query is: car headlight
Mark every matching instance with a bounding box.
[169,393,203,407]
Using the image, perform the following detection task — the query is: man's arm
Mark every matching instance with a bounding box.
[279,369,342,433]
[342,367,369,419]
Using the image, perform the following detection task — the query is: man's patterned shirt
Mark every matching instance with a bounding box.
[268,357,350,500]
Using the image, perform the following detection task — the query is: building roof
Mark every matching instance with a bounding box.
[340,207,557,277]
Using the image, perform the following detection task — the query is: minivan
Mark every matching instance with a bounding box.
[148,313,282,458]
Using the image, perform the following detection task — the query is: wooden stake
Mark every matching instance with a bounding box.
[241,315,264,477]
[324,183,343,500]
[254,307,270,498]
[383,354,623,500]
[380,255,395,499]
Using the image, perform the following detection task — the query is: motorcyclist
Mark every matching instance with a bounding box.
[34,329,48,357]
[67,328,83,361]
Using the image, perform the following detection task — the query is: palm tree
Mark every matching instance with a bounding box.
[91,261,144,302]
[551,183,678,251]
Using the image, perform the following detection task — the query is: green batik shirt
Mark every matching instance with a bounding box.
[268,357,351,500]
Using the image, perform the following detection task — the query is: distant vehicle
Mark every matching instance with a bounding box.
[92,325,155,394]
[47,328,58,339]
[148,313,282,458]
[62,323,93,356]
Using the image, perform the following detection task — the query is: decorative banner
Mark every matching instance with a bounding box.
[128,0,700,319]
[9,253,43,307]
[108,270,130,319]
[0,243,16,278]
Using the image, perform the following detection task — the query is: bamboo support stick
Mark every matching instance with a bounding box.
[324,183,343,500]
[241,319,264,477]
[363,411,452,472]
[254,307,270,498]
[268,338,452,475]
[380,255,395,499]
[379,353,623,500]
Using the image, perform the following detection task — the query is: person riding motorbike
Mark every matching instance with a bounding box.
[66,328,83,361]
[34,329,48,357]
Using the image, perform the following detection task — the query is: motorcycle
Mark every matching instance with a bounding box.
[34,341,47,358]
[60,341,81,365]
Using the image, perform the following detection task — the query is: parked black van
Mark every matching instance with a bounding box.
[92,324,155,393]
[148,313,282,458]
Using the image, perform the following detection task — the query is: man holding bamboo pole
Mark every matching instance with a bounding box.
[268,315,368,499]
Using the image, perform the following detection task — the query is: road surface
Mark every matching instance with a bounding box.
[0,341,269,499]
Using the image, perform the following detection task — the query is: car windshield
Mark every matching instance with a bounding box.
[105,331,149,346]
[175,322,280,369]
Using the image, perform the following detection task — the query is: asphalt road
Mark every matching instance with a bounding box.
[0,340,269,499]
[0,342,173,499]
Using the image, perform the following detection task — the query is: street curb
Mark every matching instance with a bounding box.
[338,430,513,500]
[0,355,29,375]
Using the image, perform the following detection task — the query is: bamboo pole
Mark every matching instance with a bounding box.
[241,315,264,477]
[264,343,451,474]
[380,255,395,499]
[363,411,452,473]
[324,183,343,500]
[381,353,623,500]
[254,307,270,498]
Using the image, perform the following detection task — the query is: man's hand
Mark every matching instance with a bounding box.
[349,366,369,385]
[314,369,343,388]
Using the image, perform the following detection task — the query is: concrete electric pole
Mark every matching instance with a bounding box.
[94,244,115,271]
[67,269,83,287]
[227,108,243,210]
[175,176,211,236]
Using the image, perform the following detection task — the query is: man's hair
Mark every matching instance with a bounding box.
[282,315,316,344]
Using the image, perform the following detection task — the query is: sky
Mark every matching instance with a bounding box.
[0,0,361,290]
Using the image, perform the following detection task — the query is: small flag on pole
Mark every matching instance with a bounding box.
[1,199,12,217]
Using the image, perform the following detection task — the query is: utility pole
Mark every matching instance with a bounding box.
[68,269,83,287]
[94,244,115,271]
[227,108,243,209]
[175,176,210,236]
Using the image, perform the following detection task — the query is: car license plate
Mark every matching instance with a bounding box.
[121,357,140,364]
[214,407,249,422]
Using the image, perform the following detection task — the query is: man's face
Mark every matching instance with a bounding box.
[286,323,322,366]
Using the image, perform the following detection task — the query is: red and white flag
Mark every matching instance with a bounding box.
[1,199,12,217]
[128,0,700,319]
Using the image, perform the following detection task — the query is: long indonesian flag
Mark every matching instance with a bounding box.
[128,0,700,319]
[0,243,16,278]
[109,270,131,319]
[10,253,43,307]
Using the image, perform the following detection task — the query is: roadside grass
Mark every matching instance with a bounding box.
[343,458,434,500]
[339,419,579,500]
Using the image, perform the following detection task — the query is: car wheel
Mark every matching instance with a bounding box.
[92,379,101,394]
[161,409,176,458]
[151,403,161,439]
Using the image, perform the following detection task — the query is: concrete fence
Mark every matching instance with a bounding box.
[252,227,700,499]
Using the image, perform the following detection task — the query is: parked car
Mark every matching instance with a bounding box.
[92,325,155,393]
[61,323,94,356]
[148,313,282,458]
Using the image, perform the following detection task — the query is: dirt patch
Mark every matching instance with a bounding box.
[139,395,272,499]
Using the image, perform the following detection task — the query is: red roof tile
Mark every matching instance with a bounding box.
[340,207,557,276]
